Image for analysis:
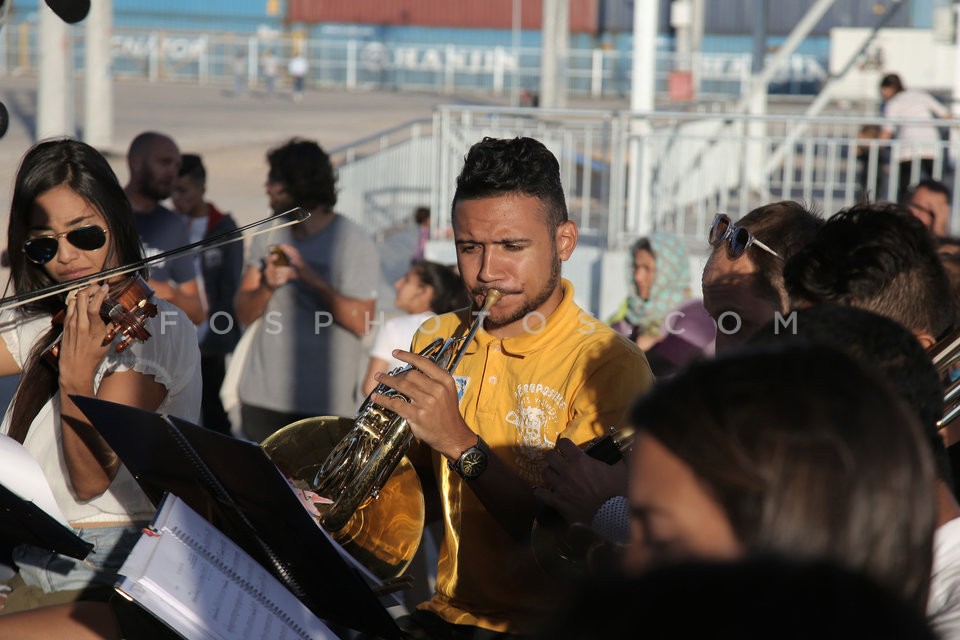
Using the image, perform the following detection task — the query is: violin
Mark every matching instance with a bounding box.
[0,207,310,316]
[0,208,311,366]
[43,275,159,366]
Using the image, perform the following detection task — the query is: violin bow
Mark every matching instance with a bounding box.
[0,207,310,312]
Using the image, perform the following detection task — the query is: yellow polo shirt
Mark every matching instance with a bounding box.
[412,280,653,633]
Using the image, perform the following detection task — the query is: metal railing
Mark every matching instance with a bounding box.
[0,23,826,101]
[330,119,434,238]
[332,105,957,251]
[433,106,957,248]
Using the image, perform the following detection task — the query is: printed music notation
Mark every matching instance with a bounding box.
[115,493,337,640]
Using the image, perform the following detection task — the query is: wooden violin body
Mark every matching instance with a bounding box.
[44,276,158,366]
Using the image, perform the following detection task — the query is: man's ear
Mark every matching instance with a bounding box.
[555,220,578,261]
[917,331,938,350]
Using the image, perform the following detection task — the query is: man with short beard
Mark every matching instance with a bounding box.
[124,131,204,324]
[373,137,653,638]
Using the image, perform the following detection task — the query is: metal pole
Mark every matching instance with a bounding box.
[540,0,557,108]
[38,2,72,138]
[556,0,568,108]
[746,0,768,191]
[734,0,836,113]
[84,0,113,149]
[628,0,659,235]
[690,0,704,93]
[512,0,521,106]
[631,0,657,113]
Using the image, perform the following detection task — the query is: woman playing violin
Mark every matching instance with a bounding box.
[0,139,201,612]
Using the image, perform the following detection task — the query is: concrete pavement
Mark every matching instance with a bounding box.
[0,77,631,416]
[0,76,633,234]
[0,76,534,232]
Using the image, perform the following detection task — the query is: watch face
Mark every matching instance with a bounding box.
[460,448,487,478]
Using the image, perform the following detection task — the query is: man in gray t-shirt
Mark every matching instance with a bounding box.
[125,131,204,325]
[234,138,380,442]
[135,203,197,285]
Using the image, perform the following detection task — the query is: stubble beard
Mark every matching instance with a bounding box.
[483,252,562,331]
[140,168,172,202]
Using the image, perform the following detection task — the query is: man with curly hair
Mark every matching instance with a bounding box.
[234,138,380,441]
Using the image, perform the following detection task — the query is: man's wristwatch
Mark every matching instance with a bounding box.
[448,436,488,480]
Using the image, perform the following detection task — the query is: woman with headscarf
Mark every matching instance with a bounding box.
[608,233,690,351]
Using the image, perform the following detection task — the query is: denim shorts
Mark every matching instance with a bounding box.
[12,523,143,594]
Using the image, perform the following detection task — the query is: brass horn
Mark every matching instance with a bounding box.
[934,327,960,445]
[261,289,502,580]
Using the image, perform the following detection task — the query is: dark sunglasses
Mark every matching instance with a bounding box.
[708,213,782,261]
[23,225,109,265]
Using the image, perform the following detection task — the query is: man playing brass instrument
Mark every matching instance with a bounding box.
[373,137,653,638]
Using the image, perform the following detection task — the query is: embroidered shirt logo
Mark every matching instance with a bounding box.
[453,376,469,403]
[506,383,567,482]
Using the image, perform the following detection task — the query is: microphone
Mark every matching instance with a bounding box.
[44,0,90,24]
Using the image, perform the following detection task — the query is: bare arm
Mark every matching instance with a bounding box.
[266,243,376,337]
[0,336,22,378]
[57,285,168,500]
[150,277,205,325]
[0,602,120,640]
[234,263,275,327]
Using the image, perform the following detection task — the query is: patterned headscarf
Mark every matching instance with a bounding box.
[610,232,691,337]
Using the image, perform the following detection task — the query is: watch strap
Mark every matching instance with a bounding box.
[448,435,488,479]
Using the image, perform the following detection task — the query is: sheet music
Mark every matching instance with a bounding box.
[0,434,68,526]
[116,494,337,640]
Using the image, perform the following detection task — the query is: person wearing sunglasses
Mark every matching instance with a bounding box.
[701,202,822,353]
[0,139,201,614]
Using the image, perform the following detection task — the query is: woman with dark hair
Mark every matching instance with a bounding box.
[361,260,467,395]
[625,344,937,614]
[0,138,201,611]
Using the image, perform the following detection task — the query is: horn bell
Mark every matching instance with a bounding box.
[261,416,425,581]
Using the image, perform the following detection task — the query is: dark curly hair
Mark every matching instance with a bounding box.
[452,137,567,232]
[784,202,956,339]
[266,137,338,211]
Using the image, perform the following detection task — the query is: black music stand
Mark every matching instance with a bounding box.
[0,483,92,560]
[72,395,402,640]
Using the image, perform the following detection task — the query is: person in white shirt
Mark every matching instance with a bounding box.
[287,52,308,102]
[361,260,466,396]
[879,73,951,201]
[0,138,200,613]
